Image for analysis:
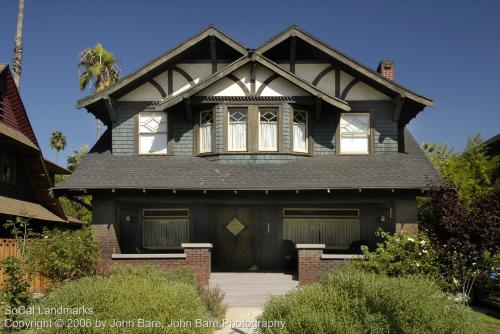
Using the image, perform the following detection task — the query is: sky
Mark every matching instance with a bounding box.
[1,0,499,164]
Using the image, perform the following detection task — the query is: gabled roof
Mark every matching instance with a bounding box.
[76,25,248,109]
[0,65,69,223]
[154,53,350,112]
[0,196,66,223]
[257,25,433,107]
[58,129,440,192]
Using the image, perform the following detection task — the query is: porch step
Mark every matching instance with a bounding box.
[209,273,299,307]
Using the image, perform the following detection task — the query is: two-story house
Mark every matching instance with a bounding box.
[0,64,72,232]
[59,26,440,271]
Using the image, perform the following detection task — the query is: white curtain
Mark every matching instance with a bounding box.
[143,219,188,249]
[228,122,246,151]
[200,124,212,153]
[293,122,307,152]
[260,122,277,151]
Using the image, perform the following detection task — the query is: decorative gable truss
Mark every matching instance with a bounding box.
[77,26,432,127]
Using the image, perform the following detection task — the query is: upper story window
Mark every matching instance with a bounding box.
[259,108,278,151]
[0,152,16,184]
[339,113,370,154]
[139,112,167,154]
[228,108,247,151]
[200,111,213,153]
[293,110,308,153]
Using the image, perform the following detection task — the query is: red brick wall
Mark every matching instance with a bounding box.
[296,245,354,284]
[91,225,212,285]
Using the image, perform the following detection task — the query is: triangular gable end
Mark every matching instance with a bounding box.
[155,54,350,112]
[257,26,433,107]
[77,25,248,122]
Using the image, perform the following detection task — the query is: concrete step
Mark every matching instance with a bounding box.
[209,272,298,307]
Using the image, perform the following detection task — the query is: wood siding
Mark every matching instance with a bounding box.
[110,100,399,159]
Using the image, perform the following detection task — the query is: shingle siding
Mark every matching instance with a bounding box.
[215,104,224,154]
[112,102,146,156]
[313,111,336,155]
[281,103,291,153]
[172,117,193,156]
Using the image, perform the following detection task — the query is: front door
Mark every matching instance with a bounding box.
[213,206,258,271]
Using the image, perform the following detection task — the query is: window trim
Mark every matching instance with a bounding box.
[258,107,279,152]
[226,106,249,152]
[199,110,214,154]
[337,112,371,155]
[283,208,360,219]
[292,110,309,153]
[137,111,169,155]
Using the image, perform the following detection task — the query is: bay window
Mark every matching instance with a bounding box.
[293,110,308,153]
[228,108,247,151]
[139,112,167,154]
[199,111,213,153]
[259,108,278,151]
[339,113,370,154]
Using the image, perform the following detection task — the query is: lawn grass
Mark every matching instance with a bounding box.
[472,307,500,333]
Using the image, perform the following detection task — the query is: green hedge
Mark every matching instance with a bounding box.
[259,266,480,334]
[28,266,220,333]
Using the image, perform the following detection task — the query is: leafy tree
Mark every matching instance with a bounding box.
[49,131,67,163]
[423,134,499,207]
[78,43,119,139]
[66,144,89,172]
[419,185,500,302]
[54,145,92,222]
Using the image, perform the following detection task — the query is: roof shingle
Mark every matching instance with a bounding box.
[59,129,440,192]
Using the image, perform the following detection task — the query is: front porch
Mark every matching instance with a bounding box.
[90,189,419,284]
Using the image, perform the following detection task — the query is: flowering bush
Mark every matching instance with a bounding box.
[355,229,441,280]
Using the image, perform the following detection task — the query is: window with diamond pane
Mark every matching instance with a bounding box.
[139,112,167,154]
[228,108,247,151]
[259,108,278,151]
[293,110,308,152]
[340,113,369,154]
[200,111,213,153]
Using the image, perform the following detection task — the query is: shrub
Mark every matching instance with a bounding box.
[0,256,31,323]
[259,265,479,334]
[420,185,500,298]
[198,285,227,323]
[30,267,213,333]
[110,265,227,322]
[27,228,98,284]
[355,230,442,283]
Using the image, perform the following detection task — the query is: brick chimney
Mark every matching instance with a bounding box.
[377,60,395,80]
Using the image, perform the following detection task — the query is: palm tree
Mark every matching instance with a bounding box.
[49,131,67,163]
[78,43,120,139]
[12,0,25,89]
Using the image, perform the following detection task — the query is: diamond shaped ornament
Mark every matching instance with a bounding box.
[226,218,245,237]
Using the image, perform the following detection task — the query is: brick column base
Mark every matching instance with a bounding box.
[296,244,360,284]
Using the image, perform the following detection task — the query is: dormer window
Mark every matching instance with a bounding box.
[292,110,308,153]
[228,108,247,151]
[200,111,213,153]
[139,112,167,154]
[339,113,370,154]
[259,108,278,151]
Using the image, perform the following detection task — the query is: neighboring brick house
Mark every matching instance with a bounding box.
[58,26,439,276]
[0,65,73,232]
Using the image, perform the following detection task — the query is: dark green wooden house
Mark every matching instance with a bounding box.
[58,26,440,271]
